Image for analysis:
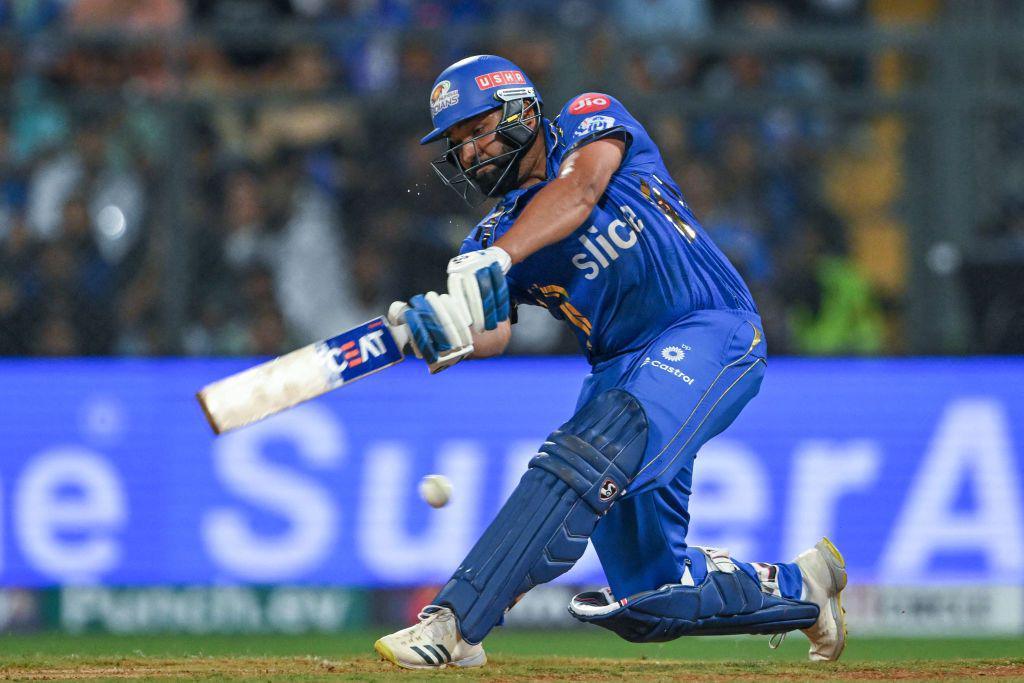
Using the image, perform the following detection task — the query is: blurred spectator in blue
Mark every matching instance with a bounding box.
[23,194,118,354]
[192,0,294,70]
[25,115,146,263]
[0,0,64,32]
[0,214,35,354]
[614,0,710,37]
[0,116,26,229]
[681,154,772,287]
[700,1,833,134]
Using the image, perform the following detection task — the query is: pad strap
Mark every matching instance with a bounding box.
[569,549,819,642]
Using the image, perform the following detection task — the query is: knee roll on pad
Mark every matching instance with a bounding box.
[434,389,648,644]
[568,550,819,642]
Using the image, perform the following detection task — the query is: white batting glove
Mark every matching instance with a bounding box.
[387,293,474,373]
[447,246,512,334]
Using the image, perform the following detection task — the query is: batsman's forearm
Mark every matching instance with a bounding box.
[494,176,595,265]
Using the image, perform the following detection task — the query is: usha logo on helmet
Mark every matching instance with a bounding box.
[475,70,526,90]
[429,80,460,116]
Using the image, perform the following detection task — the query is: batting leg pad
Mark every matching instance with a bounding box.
[568,548,819,642]
[434,389,649,644]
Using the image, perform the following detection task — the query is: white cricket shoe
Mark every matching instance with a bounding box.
[794,537,848,661]
[374,605,487,670]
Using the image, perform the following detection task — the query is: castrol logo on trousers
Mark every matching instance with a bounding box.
[640,356,696,385]
[569,93,611,114]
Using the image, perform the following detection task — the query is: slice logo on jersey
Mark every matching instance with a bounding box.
[569,93,611,115]
[640,356,696,385]
[430,80,460,116]
[661,345,686,362]
[573,115,616,138]
[475,70,526,89]
[571,209,642,280]
[598,478,619,501]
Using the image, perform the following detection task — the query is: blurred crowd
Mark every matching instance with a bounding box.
[0,0,921,357]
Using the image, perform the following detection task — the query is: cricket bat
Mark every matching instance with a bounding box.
[197,316,470,434]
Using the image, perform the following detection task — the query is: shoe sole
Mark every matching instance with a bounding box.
[452,649,487,668]
[815,537,848,661]
[374,638,485,670]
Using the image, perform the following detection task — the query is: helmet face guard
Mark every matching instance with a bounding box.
[430,95,542,207]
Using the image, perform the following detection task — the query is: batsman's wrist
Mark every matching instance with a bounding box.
[486,246,512,273]
[491,240,522,268]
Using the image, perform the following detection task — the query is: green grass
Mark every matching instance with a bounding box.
[1,631,1022,681]
[1,630,1023,660]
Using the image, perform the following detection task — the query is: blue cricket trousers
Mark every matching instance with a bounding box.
[575,309,802,600]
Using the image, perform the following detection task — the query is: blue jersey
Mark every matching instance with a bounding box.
[460,92,757,364]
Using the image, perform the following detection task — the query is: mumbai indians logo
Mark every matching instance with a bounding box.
[430,80,460,116]
[574,115,616,138]
[332,329,387,373]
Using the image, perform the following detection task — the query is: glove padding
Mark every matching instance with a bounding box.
[388,292,473,372]
[447,246,512,334]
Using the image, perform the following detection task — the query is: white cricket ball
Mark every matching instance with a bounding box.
[419,474,453,508]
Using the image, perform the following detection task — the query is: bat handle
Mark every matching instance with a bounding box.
[388,318,474,373]
[389,320,412,352]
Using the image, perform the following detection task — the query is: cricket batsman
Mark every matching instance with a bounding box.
[373,55,847,669]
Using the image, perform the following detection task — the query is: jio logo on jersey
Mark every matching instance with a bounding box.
[571,205,644,280]
[569,93,611,114]
[574,115,616,138]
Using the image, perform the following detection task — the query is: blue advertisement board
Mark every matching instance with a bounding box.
[1,358,1022,588]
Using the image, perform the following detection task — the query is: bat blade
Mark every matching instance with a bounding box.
[197,317,405,434]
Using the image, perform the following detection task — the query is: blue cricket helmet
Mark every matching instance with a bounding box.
[420,54,542,144]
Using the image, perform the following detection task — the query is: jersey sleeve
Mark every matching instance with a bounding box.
[553,92,655,171]
[459,233,484,255]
